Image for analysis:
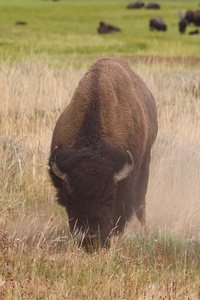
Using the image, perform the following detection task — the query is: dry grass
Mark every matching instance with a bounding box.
[0,58,200,299]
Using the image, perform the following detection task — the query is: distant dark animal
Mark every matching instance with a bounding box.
[127,1,144,9]
[179,10,200,33]
[189,29,199,34]
[149,18,167,31]
[15,21,27,25]
[49,57,158,251]
[146,3,160,9]
[97,22,121,34]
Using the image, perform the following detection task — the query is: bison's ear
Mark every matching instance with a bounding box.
[49,147,68,182]
[114,151,134,182]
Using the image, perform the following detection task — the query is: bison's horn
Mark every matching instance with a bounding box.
[50,147,68,182]
[114,151,134,182]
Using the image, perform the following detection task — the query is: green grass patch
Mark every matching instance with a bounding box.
[0,229,200,298]
[0,0,200,63]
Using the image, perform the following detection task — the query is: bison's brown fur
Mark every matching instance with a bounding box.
[149,18,167,31]
[146,3,160,9]
[49,57,158,250]
[184,10,200,25]
[127,1,144,9]
[179,18,188,33]
[188,29,199,34]
[179,10,200,33]
[97,22,121,34]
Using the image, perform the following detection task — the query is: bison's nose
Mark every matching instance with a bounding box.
[81,231,100,252]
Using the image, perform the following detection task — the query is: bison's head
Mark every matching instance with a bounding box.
[49,144,133,251]
[162,24,167,31]
[179,18,188,33]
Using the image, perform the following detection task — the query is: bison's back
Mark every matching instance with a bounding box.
[51,58,157,163]
[91,58,157,150]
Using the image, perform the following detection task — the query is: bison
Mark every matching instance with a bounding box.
[146,3,160,9]
[15,21,27,25]
[179,10,200,33]
[49,57,158,251]
[97,22,121,34]
[149,18,167,31]
[127,1,144,9]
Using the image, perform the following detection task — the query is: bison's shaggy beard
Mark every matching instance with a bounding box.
[68,215,113,252]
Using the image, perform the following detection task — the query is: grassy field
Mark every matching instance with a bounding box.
[0,0,200,299]
[0,59,200,298]
[0,0,200,63]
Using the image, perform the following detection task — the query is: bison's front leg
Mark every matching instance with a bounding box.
[135,151,151,228]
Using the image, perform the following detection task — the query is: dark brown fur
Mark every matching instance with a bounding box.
[127,1,144,9]
[149,18,167,31]
[15,21,27,25]
[179,10,200,33]
[49,57,158,250]
[189,29,199,35]
[97,22,121,34]
[193,10,200,25]
[185,10,200,25]
[185,10,195,23]
[179,18,188,33]
[146,3,160,9]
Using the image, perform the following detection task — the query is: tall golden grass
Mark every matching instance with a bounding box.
[0,58,200,299]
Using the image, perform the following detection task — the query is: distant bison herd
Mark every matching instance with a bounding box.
[97,1,200,35]
[15,1,200,36]
[127,2,160,9]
